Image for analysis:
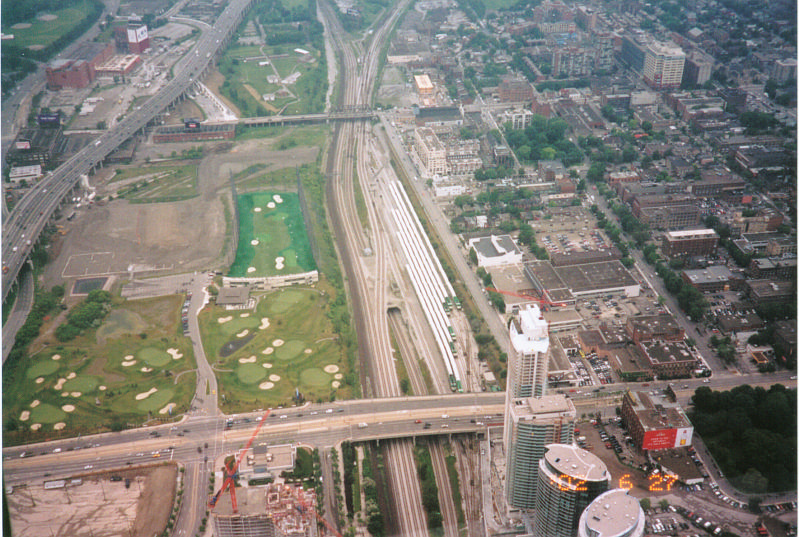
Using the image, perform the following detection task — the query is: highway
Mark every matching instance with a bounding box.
[1,0,255,302]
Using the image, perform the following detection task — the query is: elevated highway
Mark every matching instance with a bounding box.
[1,0,255,301]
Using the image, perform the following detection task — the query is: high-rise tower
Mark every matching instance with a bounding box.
[504,395,576,511]
[534,444,611,536]
[507,304,550,399]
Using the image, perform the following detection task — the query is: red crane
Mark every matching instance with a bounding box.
[485,287,566,308]
[208,409,271,512]
[294,492,344,537]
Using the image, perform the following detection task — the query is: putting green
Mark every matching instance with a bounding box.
[218,317,258,335]
[138,347,171,367]
[30,403,66,424]
[236,363,266,384]
[300,367,330,386]
[26,360,60,379]
[275,340,306,361]
[136,388,175,412]
[280,249,299,268]
[269,289,306,314]
[63,376,99,393]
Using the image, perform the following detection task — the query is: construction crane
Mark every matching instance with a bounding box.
[485,287,566,308]
[208,408,271,511]
[294,491,343,537]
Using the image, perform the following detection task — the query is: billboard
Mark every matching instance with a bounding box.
[15,140,31,150]
[37,112,61,127]
[127,25,148,44]
[642,427,693,450]
[184,119,201,130]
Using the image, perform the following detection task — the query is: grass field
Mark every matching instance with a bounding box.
[3,0,96,50]
[111,164,199,203]
[228,192,316,277]
[3,295,195,445]
[200,285,352,411]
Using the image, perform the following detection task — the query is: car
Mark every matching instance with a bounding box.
[415,419,422,424]
[84,465,93,470]
[152,453,161,458]
[325,409,333,414]
[279,415,287,419]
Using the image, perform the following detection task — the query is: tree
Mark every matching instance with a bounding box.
[468,248,478,265]
[659,499,670,512]
[640,498,651,511]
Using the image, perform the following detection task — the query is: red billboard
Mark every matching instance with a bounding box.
[642,429,678,450]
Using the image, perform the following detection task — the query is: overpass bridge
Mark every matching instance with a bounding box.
[240,107,376,127]
[1,0,256,301]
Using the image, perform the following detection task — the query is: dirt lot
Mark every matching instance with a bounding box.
[42,136,319,293]
[7,463,177,537]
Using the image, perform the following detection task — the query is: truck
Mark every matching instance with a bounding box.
[358,423,368,429]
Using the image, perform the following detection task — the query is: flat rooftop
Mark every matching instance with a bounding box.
[640,340,697,366]
[470,234,521,259]
[579,489,644,537]
[511,394,576,420]
[556,261,638,294]
[626,391,692,431]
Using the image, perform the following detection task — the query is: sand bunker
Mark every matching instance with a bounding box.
[332,381,341,388]
[99,385,107,391]
[323,365,340,374]
[305,348,312,354]
[275,256,285,270]
[262,362,273,368]
[334,373,343,379]
[124,355,134,360]
[135,388,158,400]
[54,378,67,390]
[273,339,284,347]
[30,400,40,408]
[67,372,76,380]
[167,348,183,360]
[240,313,250,318]
[54,423,66,430]
[51,354,61,361]
[70,392,82,397]
[238,356,257,363]
[159,403,176,415]
[247,267,257,273]
[31,423,41,431]
[267,201,276,209]
[273,194,283,203]
[259,318,270,330]
[218,316,233,324]
[262,347,274,355]
[62,392,69,397]
[62,405,75,413]
[269,374,281,382]
[258,381,275,390]
[254,207,262,212]
[38,13,58,21]
[11,22,32,29]
[20,411,30,421]
[35,377,45,384]
[140,367,153,373]
[122,360,137,367]
[251,239,259,245]
[236,329,249,338]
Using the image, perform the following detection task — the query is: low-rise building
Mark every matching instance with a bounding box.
[681,265,742,293]
[45,41,114,89]
[638,340,699,378]
[744,279,795,305]
[621,391,693,452]
[748,257,797,280]
[468,235,523,268]
[661,229,719,258]
[626,314,685,344]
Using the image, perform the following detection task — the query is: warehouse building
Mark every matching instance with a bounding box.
[621,391,693,453]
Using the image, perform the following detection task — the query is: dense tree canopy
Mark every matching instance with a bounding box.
[690,384,796,492]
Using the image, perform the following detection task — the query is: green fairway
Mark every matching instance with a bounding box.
[228,192,316,277]
[236,363,267,384]
[30,404,66,424]
[269,289,307,314]
[136,388,175,413]
[274,340,306,361]
[3,295,196,446]
[218,316,259,335]
[139,347,171,367]
[3,0,97,50]
[63,376,99,393]
[25,360,60,379]
[200,283,351,411]
[300,367,330,386]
